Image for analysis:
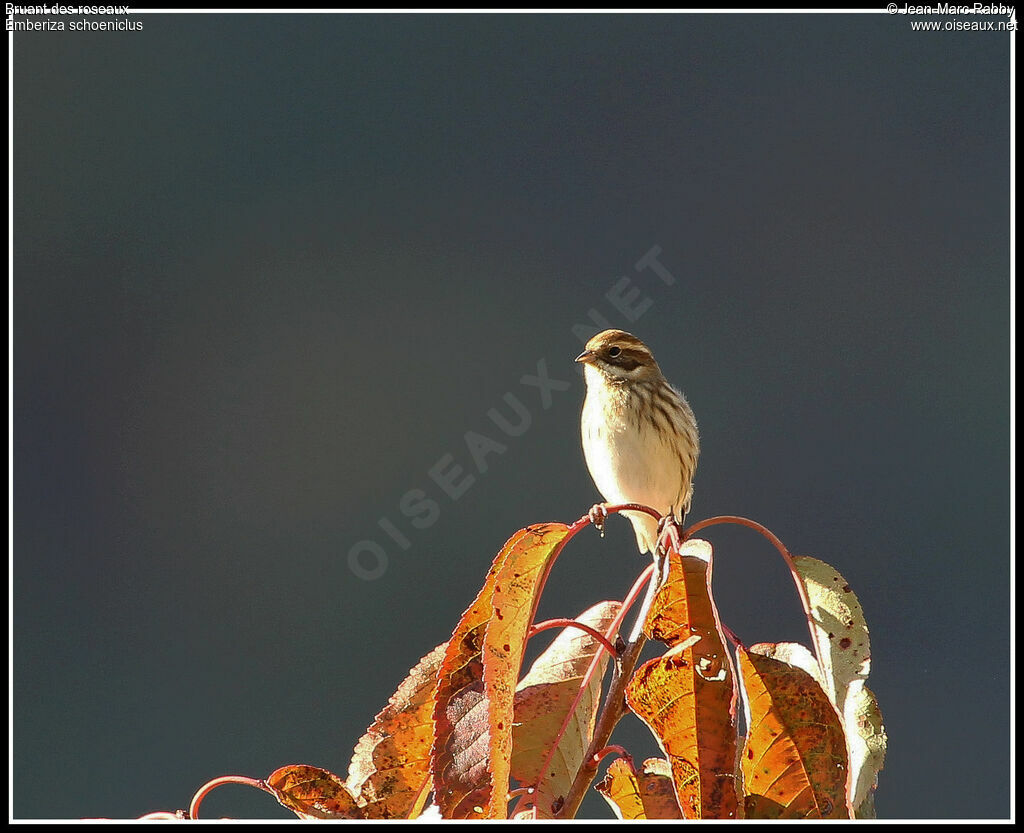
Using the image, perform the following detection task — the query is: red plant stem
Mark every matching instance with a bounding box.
[529,618,620,659]
[682,515,818,659]
[575,502,663,525]
[188,775,271,820]
[720,621,745,650]
[524,514,594,639]
[511,562,656,817]
[591,744,634,767]
[685,514,861,818]
[527,502,662,631]
[554,563,662,819]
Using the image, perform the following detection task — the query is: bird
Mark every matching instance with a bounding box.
[576,329,699,555]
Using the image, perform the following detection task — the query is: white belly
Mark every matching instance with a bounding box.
[581,374,685,553]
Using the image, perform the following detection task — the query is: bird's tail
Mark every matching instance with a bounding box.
[626,510,660,555]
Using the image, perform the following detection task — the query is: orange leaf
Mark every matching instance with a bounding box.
[483,523,574,818]
[346,642,447,819]
[596,757,683,819]
[625,538,739,819]
[430,533,513,820]
[431,524,572,819]
[738,643,850,818]
[510,601,620,818]
[265,764,363,819]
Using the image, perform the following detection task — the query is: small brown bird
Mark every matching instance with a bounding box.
[576,329,699,554]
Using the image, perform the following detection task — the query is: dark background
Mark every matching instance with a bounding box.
[13,13,1010,820]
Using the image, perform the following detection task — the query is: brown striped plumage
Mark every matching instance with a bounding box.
[576,329,699,553]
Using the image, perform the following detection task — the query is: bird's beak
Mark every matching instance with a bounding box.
[575,349,596,364]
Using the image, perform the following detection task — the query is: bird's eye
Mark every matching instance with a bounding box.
[608,346,621,358]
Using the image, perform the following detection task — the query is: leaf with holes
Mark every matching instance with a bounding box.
[738,642,850,818]
[509,600,620,819]
[595,757,683,819]
[265,764,363,819]
[430,531,519,819]
[431,524,572,819]
[625,538,740,819]
[483,523,575,819]
[346,642,446,818]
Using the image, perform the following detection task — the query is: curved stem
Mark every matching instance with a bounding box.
[189,775,270,820]
[554,563,662,819]
[591,744,634,767]
[574,502,663,525]
[511,563,655,817]
[681,515,818,659]
[529,618,619,659]
[527,514,596,631]
[509,504,664,817]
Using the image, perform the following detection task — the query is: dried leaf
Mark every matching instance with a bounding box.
[626,538,740,819]
[265,764,362,819]
[346,643,447,819]
[738,644,850,819]
[510,601,620,818]
[791,555,871,715]
[483,523,573,819]
[596,757,683,820]
[430,532,516,820]
[431,524,572,819]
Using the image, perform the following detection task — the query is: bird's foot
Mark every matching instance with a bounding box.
[656,514,685,555]
[588,503,609,538]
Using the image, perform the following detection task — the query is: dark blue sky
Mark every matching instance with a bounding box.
[13,13,1010,820]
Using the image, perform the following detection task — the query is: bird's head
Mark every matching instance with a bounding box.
[575,329,662,383]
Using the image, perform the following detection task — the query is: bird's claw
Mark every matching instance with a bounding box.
[588,503,609,537]
[656,514,685,554]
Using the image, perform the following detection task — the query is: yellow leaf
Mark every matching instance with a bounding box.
[596,757,683,819]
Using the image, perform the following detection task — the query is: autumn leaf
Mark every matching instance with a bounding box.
[844,680,887,817]
[738,643,850,819]
[430,530,518,820]
[346,642,447,819]
[791,555,871,714]
[265,764,362,819]
[790,557,885,814]
[625,538,740,819]
[751,640,824,685]
[509,601,620,818]
[431,524,573,819]
[596,757,683,820]
[483,523,574,819]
